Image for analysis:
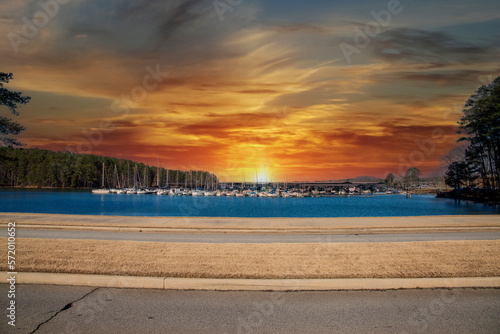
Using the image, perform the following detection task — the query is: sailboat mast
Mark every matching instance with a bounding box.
[101,162,105,188]
[114,165,118,188]
[134,164,138,188]
[254,168,257,189]
[157,155,160,188]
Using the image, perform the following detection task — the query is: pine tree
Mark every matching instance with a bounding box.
[458,76,500,200]
[0,73,30,147]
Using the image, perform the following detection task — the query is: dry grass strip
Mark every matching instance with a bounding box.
[1,238,499,279]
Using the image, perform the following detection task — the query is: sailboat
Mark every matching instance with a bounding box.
[109,165,119,193]
[92,162,110,194]
[126,165,138,194]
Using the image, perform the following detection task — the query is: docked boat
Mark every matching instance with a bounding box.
[267,190,279,197]
[169,188,183,196]
[92,189,109,194]
[92,162,110,194]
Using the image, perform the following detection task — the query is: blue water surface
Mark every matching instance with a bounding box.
[0,189,498,217]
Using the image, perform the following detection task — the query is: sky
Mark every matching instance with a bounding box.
[1,0,499,182]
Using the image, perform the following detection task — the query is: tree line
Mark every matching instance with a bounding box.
[0,147,218,189]
[444,76,499,201]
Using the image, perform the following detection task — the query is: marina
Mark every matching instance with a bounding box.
[92,185,392,198]
[89,162,402,198]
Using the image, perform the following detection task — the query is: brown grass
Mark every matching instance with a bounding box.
[2,238,499,279]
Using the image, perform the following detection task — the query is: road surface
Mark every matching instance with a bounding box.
[1,284,499,333]
[7,228,500,243]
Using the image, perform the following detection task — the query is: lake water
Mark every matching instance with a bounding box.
[0,189,499,217]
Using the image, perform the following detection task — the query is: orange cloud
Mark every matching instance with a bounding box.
[3,1,498,182]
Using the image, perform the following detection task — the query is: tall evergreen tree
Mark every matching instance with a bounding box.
[0,73,30,147]
[458,76,500,199]
[445,160,477,190]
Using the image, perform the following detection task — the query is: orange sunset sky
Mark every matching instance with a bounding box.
[1,0,499,182]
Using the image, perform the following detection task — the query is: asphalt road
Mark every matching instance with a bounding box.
[1,284,499,333]
[8,228,500,243]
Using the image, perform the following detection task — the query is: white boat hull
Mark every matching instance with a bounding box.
[92,189,109,194]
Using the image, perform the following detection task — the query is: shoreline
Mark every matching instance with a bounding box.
[437,191,500,205]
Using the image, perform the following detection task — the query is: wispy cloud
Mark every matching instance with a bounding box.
[2,0,498,180]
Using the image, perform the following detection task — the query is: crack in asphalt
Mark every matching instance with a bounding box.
[30,287,100,334]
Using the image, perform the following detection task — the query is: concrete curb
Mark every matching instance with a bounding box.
[2,272,164,289]
[2,272,499,291]
[5,223,500,233]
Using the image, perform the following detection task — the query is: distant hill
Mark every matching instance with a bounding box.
[336,176,384,183]
[311,176,384,183]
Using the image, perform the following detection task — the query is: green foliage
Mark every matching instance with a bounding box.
[384,173,395,187]
[404,167,421,188]
[445,161,477,190]
[0,147,217,188]
[0,73,30,147]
